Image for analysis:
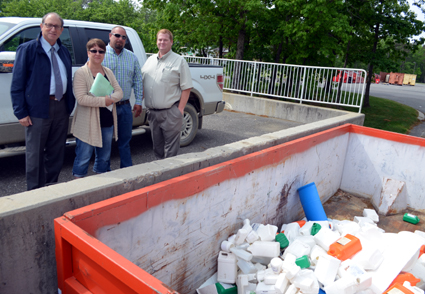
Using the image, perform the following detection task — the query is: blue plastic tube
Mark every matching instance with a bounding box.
[297,182,328,221]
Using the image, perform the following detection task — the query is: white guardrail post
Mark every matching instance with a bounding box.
[251,62,257,96]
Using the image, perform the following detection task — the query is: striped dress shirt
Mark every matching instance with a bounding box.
[103,44,143,105]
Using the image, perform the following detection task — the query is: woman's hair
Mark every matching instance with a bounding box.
[86,38,106,51]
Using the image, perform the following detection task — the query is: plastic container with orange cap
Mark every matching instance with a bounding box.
[327,234,362,261]
[384,283,414,294]
[389,272,420,288]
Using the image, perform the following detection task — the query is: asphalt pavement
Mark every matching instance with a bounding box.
[0,110,303,197]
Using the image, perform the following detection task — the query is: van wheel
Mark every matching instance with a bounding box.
[180,103,198,147]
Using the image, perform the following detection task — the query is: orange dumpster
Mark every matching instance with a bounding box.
[388,72,405,85]
[380,72,389,83]
[54,124,425,294]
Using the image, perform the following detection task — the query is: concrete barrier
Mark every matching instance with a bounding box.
[0,93,364,294]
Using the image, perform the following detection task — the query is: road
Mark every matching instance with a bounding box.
[0,110,302,197]
[368,82,425,111]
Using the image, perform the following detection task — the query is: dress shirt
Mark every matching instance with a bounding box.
[40,36,67,96]
[103,44,143,105]
[142,50,193,110]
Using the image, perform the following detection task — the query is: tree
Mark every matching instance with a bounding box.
[338,0,424,108]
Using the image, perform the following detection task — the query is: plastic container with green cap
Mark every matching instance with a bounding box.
[311,223,322,236]
[275,233,289,249]
[295,255,310,269]
[403,213,420,224]
[216,283,237,294]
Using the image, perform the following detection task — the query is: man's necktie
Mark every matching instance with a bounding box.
[51,47,63,101]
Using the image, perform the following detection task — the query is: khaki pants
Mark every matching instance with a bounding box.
[147,103,182,159]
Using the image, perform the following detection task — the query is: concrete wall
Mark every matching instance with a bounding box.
[0,93,364,294]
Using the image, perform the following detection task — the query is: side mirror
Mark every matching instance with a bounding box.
[0,51,16,73]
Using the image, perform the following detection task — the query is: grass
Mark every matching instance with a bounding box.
[344,95,419,134]
[235,89,420,135]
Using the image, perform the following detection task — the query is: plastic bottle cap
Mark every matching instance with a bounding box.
[221,240,234,252]
[275,233,289,249]
[295,255,310,269]
[311,223,322,236]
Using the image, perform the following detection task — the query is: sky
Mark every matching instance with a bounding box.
[408,0,425,39]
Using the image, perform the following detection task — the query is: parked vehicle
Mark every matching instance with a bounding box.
[332,70,364,84]
[0,17,224,156]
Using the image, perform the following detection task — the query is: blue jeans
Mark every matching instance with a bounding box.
[73,126,114,177]
[116,103,133,168]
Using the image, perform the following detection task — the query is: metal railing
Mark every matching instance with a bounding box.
[147,54,366,113]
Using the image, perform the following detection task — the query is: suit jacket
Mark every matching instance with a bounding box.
[11,32,75,120]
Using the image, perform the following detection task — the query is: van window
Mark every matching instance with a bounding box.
[84,28,133,52]
[0,22,15,36]
[1,26,76,65]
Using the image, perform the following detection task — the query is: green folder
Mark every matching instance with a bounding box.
[89,72,114,96]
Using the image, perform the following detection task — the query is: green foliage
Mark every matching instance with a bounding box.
[2,0,425,98]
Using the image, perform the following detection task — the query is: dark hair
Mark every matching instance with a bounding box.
[41,12,64,27]
[86,38,106,51]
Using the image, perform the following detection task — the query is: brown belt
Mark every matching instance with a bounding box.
[49,95,63,101]
[116,100,130,106]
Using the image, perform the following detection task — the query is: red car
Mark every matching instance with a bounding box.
[332,70,364,83]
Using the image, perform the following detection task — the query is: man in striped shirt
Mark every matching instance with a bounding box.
[103,26,143,168]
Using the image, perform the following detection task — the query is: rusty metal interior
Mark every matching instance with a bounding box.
[324,190,425,233]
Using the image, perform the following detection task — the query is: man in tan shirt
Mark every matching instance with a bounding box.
[142,29,193,159]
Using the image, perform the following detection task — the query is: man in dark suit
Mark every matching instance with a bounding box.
[11,12,75,190]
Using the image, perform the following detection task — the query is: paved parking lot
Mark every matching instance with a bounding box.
[0,110,302,197]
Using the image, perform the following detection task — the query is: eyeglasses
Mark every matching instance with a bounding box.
[89,49,106,54]
[43,23,62,30]
[111,33,127,40]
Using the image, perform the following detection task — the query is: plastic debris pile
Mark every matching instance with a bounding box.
[203,209,425,294]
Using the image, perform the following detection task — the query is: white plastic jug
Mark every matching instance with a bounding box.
[248,241,280,258]
[334,220,360,237]
[363,208,379,223]
[282,239,311,259]
[264,273,279,285]
[237,258,257,274]
[217,251,237,284]
[323,274,357,294]
[409,255,425,290]
[256,281,278,294]
[274,273,290,294]
[230,247,252,261]
[257,224,279,241]
[281,253,300,280]
[314,254,341,286]
[237,273,257,294]
[283,222,300,243]
[292,269,319,294]
[246,229,260,244]
[350,239,384,271]
[313,227,340,251]
[284,284,299,294]
[235,228,250,245]
[310,245,328,267]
